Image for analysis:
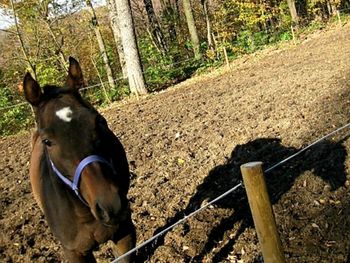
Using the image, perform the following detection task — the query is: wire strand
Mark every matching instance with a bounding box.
[265,123,350,173]
[111,122,350,262]
[112,183,243,262]
[0,57,196,111]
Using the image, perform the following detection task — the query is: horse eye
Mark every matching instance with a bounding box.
[42,139,52,147]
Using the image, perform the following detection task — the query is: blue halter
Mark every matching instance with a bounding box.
[49,155,112,205]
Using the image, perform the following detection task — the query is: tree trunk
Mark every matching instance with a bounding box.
[160,0,180,60]
[86,0,116,89]
[143,0,168,53]
[91,57,111,103]
[10,0,37,79]
[44,20,67,71]
[182,0,201,59]
[114,0,148,95]
[326,0,337,16]
[286,0,299,26]
[201,0,214,52]
[107,0,128,78]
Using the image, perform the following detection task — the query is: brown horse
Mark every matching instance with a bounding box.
[24,57,136,263]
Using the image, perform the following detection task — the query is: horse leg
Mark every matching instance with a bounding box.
[63,248,96,263]
[111,216,136,262]
[112,233,136,262]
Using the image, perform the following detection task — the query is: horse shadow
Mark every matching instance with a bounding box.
[137,137,348,262]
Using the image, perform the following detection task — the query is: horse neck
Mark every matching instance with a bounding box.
[40,153,91,216]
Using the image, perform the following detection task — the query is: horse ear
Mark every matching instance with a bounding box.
[23,73,42,106]
[66,57,84,90]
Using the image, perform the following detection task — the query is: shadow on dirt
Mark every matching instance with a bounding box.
[137,137,348,262]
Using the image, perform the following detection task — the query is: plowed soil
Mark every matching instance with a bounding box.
[1,22,350,263]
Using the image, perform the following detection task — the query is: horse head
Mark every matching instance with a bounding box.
[23,57,126,226]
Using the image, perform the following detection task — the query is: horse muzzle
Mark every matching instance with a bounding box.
[93,195,124,226]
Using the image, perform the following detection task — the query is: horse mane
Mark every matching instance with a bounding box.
[40,85,96,112]
[42,85,74,100]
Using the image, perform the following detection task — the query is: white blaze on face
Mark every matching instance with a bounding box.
[56,107,73,122]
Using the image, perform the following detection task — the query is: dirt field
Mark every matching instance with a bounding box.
[1,22,350,263]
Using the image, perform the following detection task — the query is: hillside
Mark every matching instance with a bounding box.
[1,22,350,262]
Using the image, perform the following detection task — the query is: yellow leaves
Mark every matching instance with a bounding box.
[315,198,341,205]
[213,0,274,36]
[329,199,341,205]
[319,198,326,204]
[206,49,216,61]
[236,1,270,26]
[220,31,234,40]
[177,158,185,165]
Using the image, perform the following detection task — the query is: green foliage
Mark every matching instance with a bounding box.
[0,105,33,136]
[0,84,33,136]
[236,30,258,53]
[36,60,65,86]
[234,29,294,53]
[82,79,130,107]
[0,0,349,136]
[278,31,293,41]
[307,0,341,20]
[89,43,130,105]
[139,37,192,91]
[277,1,293,28]
[107,81,130,101]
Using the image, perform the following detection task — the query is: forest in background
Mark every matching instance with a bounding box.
[0,0,349,136]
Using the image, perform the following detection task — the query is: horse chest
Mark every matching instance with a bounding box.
[58,221,117,252]
[45,204,118,251]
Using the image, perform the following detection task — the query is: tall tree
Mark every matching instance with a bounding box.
[286,0,299,26]
[85,0,116,89]
[37,1,67,71]
[106,0,127,78]
[182,0,201,59]
[143,0,168,53]
[9,0,37,79]
[201,0,214,52]
[160,0,179,44]
[114,0,148,95]
[44,21,67,71]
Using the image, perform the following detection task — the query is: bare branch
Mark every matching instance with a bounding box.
[0,28,17,35]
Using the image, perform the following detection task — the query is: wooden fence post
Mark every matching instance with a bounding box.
[336,10,341,25]
[291,25,296,45]
[240,162,285,263]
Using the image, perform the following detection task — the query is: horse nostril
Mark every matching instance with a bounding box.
[95,202,111,223]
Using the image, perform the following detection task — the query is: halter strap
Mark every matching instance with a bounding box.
[49,155,112,205]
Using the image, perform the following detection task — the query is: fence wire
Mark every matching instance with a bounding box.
[112,122,350,262]
[2,7,350,112]
[112,182,243,262]
[265,123,350,173]
[0,57,196,111]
